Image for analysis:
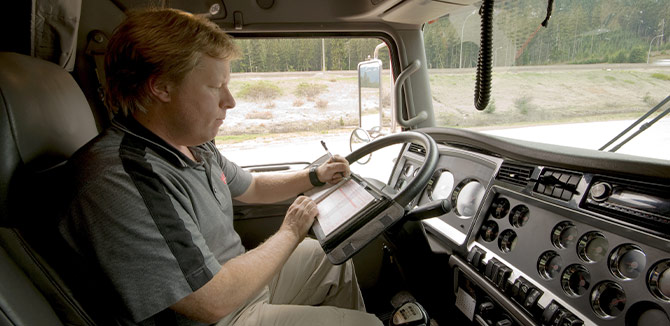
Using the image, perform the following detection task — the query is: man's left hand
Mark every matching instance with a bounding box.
[317,155,350,184]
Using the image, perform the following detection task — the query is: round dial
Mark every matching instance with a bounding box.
[538,251,563,280]
[625,302,670,326]
[498,229,518,253]
[591,281,626,318]
[451,179,486,219]
[648,260,670,301]
[480,220,499,242]
[428,170,454,201]
[490,197,510,219]
[609,244,646,280]
[577,232,609,263]
[551,222,578,249]
[509,205,530,228]
[402,164,415,177]
[562,264,591,297]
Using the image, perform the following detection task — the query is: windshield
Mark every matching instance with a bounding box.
[424,0,670,161]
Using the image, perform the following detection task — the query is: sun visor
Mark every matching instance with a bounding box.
[31,0,82,71]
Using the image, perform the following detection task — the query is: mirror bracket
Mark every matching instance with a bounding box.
[395,60,428,128]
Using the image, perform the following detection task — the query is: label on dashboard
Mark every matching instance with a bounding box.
[455,287,476,321]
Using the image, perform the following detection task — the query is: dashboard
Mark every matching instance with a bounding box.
[388,128,670,326]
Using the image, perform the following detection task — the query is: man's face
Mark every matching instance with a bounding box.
[163,55,235,147]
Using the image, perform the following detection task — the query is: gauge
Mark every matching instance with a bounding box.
[609,244,646,280]
[498,229,517,253]
[395,178,407,191]
[489,197,510,219]
[427,170,454,201]
[648,260,670,301]
[625,302,670,326]
[562,264,591,297]
[480,220,499,242]
[402,164,415,177]
[551,222,578,249]
[451,179,486,219]
[591,281,626,318]
[577,232,609,263]
[538,251,563,280]
[509,205,530,228]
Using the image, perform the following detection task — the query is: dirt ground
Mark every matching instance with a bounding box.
[219,64,670,138]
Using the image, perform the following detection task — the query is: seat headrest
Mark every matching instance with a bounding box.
[0,52,98,224]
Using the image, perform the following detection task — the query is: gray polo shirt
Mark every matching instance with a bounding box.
[60,116,252,325]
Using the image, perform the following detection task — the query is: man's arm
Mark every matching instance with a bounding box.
[169,196,317,323]
[235,155,350,204]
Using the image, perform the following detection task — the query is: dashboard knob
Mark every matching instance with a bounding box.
[478,301,495,318]
[589,182,611,201]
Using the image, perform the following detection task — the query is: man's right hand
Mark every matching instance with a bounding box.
[280,196,318,240]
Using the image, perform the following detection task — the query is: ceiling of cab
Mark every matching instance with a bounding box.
[111,0,479,26]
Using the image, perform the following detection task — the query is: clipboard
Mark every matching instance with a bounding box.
[307,174,405,265]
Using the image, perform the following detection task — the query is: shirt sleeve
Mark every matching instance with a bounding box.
[207,143,252,197]
[62,164,221,323]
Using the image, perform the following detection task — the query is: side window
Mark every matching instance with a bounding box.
[217,37,400,182]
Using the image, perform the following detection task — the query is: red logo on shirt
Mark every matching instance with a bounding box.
[220,172,227,184]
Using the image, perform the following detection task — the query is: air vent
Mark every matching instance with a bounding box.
[408,143,426,156]
[497,162,534,187]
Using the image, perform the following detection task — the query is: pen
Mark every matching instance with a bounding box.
[320,140,333,158]
[321,140,346,178]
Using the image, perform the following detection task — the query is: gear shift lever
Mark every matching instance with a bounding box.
[389,301,429,326]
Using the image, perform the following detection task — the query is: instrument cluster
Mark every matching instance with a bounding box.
[392,140,670,326]
[474,191,670,325]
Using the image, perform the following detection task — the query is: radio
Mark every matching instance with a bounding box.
[584,177,670,237]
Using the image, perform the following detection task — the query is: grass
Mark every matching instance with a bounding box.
[215,133,265,143]
[245,110,273,120]
[215,128,355,144]
[513,95,537,115]
[651,73,670,81]
[438,104,652,130]
[315,99,329,109]
[294,82,328,99]
[237,81,282,101]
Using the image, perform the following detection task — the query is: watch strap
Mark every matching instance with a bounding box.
[309,165,326,187]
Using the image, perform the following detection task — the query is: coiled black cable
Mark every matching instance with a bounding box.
[474,0,494,111]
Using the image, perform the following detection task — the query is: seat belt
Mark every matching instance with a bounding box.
[84,30,113,121]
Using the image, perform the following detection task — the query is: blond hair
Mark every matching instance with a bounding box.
[105,8,240,115]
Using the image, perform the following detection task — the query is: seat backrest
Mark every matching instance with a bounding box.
[0,52,100,326]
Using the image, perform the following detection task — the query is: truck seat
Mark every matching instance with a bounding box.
[0,52,100,325]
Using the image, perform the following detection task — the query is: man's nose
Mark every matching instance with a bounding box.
[220,87,236,109]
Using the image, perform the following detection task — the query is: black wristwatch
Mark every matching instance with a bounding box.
[309,165,326,187]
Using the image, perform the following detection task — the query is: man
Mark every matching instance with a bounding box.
[60,8,383,326]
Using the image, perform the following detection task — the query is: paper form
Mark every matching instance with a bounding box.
[314,179,375,236]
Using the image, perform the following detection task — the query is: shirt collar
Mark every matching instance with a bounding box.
[112,115,208,168]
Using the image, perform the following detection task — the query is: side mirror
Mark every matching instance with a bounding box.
[357,59,383,132]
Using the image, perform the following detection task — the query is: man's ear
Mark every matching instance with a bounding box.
[148,76,172,103]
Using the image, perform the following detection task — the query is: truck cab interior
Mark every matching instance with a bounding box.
[1,0,669,325]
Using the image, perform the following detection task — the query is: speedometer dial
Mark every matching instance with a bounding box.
[451,179,486,219]
[427,170,454,201]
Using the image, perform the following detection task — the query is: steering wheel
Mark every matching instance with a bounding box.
[318,131,438,264]
[345,131,439,207]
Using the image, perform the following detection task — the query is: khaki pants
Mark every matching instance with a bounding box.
[217,239,383,326]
